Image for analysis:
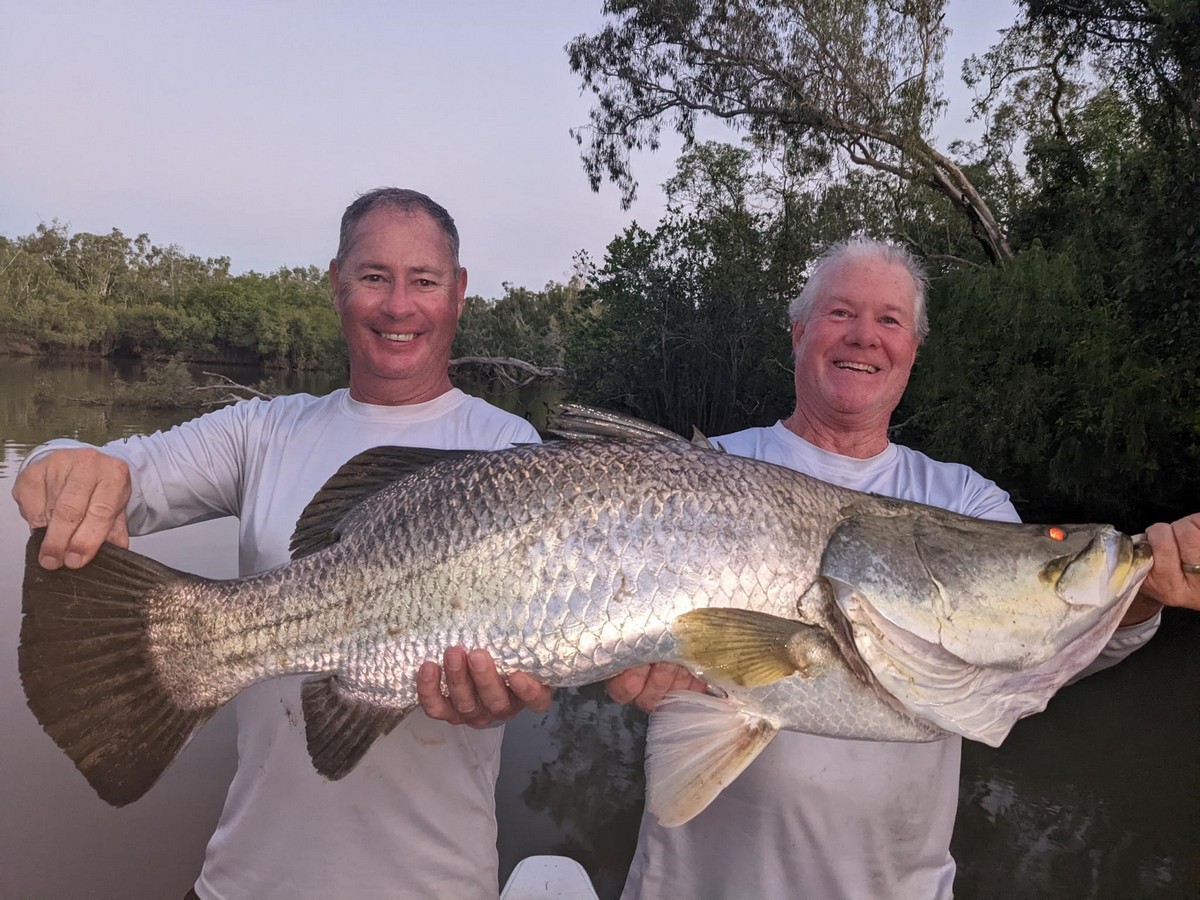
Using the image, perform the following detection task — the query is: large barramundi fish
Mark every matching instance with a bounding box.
[19,406,1151,825]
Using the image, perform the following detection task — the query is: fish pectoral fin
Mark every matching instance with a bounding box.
[301,676,412,780]
[645,691,779,827]
[671,607,823,687]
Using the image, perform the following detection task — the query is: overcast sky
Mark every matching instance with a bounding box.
[1,1,1016,300]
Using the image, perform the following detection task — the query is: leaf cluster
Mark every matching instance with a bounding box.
[0,223,345,369]
[565,142,801,437]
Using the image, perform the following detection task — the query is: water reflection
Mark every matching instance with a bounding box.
[501,686,648,899]
[1,357,1197,899]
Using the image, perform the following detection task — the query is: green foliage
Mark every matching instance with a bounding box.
[454,281,578,367]
[903,246,1198,529]
[1018,0,1200,140]
[0,224,344,369]
[566,143,798,436]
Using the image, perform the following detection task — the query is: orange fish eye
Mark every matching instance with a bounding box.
[1047,527,1066,542]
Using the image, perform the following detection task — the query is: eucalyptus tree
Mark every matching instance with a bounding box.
[964,0,1199,144]
[568,0,1014,262]
[567,142,802,436]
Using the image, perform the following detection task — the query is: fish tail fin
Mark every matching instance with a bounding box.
[19,529,219,806]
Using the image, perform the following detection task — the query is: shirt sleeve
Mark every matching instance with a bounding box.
[104,400,259,534]
[959,473,1020,524]
[19,402,259,537]
[18,428,241,537]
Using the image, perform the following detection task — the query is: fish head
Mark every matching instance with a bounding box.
[817,507,1152,744]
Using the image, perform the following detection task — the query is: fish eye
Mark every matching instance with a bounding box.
[1047,526,1066,542]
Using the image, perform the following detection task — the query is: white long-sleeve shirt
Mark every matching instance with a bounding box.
[621,422,1159,900]
[31,388,540,900]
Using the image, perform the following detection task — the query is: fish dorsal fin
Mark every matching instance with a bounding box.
[671,608,826,687]
[645,691,779,827]
[690,426,716,450]
[300,675,412,779]
[544,403,690,444]
[290,446,477,559]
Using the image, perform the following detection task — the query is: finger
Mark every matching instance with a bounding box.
[11,464,51,529]
[467,650,519,719]
[508,672,553,714]
[22,450,131,569]
[1167,514,1200,611]
[59,467,131,568]
[416,661,461,724]
[605,665,650,705]
[107,512,131,550]
[62,474,133,568]
[670,669,709,696]
[12,465,65,569]
[1141,519,1200,610]
[1174,513,1200,567]
[637,663,695,712]
[442,647,484,721]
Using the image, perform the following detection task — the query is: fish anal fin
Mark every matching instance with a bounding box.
[301,675,411,779]
[671,607,826,687]
[290,446,478,559]
[645,691,779,827]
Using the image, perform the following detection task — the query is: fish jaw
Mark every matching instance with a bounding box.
[1056,528,1153,610]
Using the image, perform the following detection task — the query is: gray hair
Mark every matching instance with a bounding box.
[335,187,461,270]
[787,237,929,341]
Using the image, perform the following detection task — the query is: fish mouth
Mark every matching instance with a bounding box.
[1054,528,1153,608]
[834,361,880,374]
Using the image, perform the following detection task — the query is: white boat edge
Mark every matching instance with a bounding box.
[501,855,599,899]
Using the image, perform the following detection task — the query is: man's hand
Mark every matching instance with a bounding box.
[605,663,708,713]
[1136,512,1200,613]
[11,448,131,569]
[417,647,553,728]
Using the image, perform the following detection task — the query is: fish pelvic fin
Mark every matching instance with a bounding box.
[301,675,411,779]
[19,529,218,807]
[290,446,478,559]
[671,608,826,687]
[645,691,779,827]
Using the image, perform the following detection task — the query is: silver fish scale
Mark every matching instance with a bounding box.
[157,440,851,710]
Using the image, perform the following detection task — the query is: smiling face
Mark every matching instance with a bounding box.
[788,255,921,455]
[329,207,467,405]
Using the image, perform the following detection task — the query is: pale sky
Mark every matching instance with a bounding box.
[1,1,1016,300]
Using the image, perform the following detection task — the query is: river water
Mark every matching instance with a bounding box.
[0,357,1195,899]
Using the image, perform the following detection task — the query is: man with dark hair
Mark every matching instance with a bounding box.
[13,187,553,898]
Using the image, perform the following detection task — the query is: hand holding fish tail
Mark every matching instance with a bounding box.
[12,448,131,570]
[418,648,553,728]
[606,663,709,713]
[1136,512,1200,613]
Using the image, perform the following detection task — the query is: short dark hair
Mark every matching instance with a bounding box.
[335,187,460,269]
